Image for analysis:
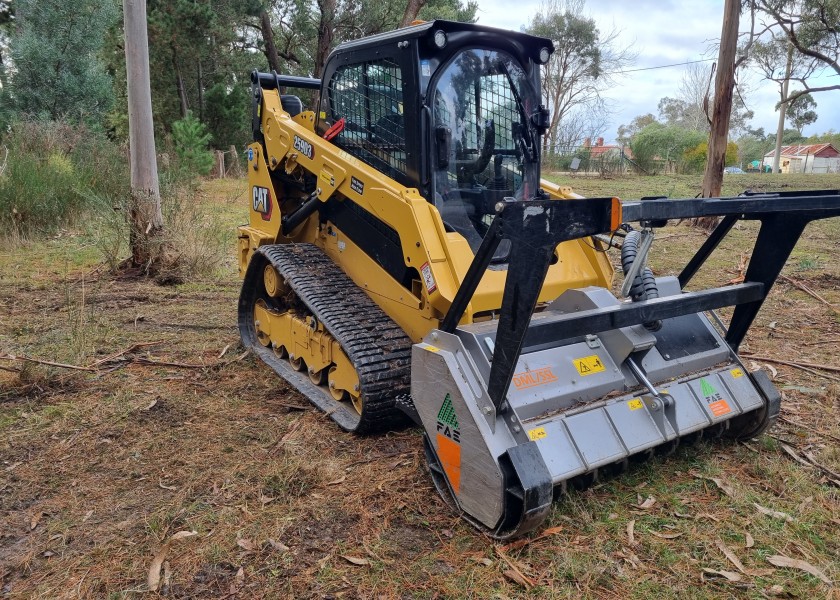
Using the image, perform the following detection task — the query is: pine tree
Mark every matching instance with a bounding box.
[9,0,118,122]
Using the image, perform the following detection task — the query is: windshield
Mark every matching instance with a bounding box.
[431,48,540,256]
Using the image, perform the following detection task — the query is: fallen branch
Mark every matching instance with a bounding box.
[739,354,840,374]
[0,354,96,372]
[87,340,167,368]
[803,336,840,347]
[778,417,840,444]
[0,364,22,373]
[779,275,839,311]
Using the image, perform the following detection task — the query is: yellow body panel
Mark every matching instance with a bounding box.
[238,88,615,342]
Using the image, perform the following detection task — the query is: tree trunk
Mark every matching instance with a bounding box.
[124,0,164,271]
[772,44,793,173]
[197,60,204,122]
[172,44,189,118]
[696,0,739,230]
[259,9,281,73]
[314,0,336,79]
[400,0,427,27]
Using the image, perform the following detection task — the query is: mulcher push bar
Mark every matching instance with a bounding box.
[445,189,840,413]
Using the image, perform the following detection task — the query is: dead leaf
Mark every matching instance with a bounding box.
[341,555,370,566]
[237,538,257,552]
[780,443,813,469]
[754,503,794,522]
[82,510,94,523]
[745,532,754,548]
[327,475,347,485]
[500,525,563,551]
[162,560,171,588]
[638,496,656,509]
[148,530,197,591]
[235,566,245,586]
[170,530,197,542]
[650,531,683,540]
[715,539,747,574]
[469,557,493,566]
[267,538,289,553]
[626,520,636,546]
[30,512,42,531]
[767,555,832,585]
[694,474,736,497]
[158,480,177,491]
[218,344,231,359]
[702,568,744,582]
[260,495,276,506]
[144,398,158,411]
[503,569,533,588]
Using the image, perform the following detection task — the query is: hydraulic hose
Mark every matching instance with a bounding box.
[621,229,662,331]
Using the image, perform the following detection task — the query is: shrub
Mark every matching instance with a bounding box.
[0,120,129,237]
[171,111,215,177]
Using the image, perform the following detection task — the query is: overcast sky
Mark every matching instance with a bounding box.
[474,0,840,143]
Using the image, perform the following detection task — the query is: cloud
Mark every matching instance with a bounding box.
[474,0,840,141]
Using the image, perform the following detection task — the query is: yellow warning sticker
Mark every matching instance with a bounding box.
[425,345,440,353]
[628,398,644,411]
[731,368,744,378]
[528,427,548,441]
[573,355,606,376]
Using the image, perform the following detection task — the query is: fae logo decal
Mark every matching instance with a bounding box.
[252,186,272,220]
[293,135,314,160]
[435,393,462,494]
[699,378,731,417]
[436,393,460,443]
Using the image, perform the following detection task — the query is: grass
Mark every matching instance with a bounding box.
[0,174,838,598]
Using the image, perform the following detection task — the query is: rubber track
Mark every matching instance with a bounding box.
[239,243,413,434]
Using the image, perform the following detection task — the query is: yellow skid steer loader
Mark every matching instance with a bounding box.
[236,20,840,537]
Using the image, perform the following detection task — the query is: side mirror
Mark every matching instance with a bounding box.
[435,126,451,169]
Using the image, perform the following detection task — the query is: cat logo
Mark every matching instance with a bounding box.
[252,186,272,220]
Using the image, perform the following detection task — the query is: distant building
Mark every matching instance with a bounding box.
[762,143,840,174]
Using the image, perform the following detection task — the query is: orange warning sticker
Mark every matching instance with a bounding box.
[512,367,558,389]
[528,427,548,441]
[628,398,644,411]
[708,399,732,417]
[573,355,606,376]
[436,433,461,494]
[731,368,744,378]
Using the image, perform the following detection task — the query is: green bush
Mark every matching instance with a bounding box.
[0,120,129,238]
[171,111,215,176]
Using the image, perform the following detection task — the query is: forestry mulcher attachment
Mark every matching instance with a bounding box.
[237,20,840,538]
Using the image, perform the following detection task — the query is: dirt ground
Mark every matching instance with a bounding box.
[1,175,838,599]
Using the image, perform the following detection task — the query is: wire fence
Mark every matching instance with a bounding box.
[541,146,685,177]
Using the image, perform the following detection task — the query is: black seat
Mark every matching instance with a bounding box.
[280,95,303,117]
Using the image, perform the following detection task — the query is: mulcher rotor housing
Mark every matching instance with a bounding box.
[236,19,840,538]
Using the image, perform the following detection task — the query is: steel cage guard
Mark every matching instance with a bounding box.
[441,190,840,414]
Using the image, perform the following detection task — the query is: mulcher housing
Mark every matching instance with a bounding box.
[237,19,840,538]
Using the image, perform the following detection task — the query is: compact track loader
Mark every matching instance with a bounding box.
[237,20,840,538]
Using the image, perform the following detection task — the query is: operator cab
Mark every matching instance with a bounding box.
[319,21,553,258]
